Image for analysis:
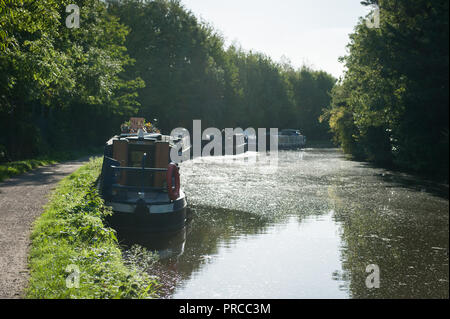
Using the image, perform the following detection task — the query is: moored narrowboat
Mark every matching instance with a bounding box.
[99,119,188,233]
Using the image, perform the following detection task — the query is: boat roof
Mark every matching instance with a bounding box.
[106,133,172,145]
[119,132,162,139]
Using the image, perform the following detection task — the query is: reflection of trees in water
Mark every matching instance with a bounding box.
[327,186,449,298]
[168,205,271,281]
[118,205,270,298]
[121,206,270,298]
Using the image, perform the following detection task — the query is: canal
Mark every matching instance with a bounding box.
[126,148,449,299]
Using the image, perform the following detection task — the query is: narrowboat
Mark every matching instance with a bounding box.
[277,129,306,149]
[99,125,188,233]
[243,128,306,151]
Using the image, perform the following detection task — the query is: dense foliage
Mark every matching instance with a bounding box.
[0,0,142,161]
[109,0,336,137]
[1,0,335,162]
[321,0,449,180]
[1,0,447,179]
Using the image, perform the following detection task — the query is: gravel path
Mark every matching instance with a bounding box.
[0,159,90,298]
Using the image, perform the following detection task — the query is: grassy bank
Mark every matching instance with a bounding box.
[26,157,159,299]
[0,147,103,183]
[0,158,58,182]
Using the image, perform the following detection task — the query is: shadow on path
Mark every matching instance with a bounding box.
[0,157,93,298]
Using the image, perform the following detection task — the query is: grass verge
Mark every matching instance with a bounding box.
[26,157,160,299]
[0,147,103,183]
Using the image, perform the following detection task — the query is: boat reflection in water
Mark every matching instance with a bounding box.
[114,224,189,260]
[113,208,194,260]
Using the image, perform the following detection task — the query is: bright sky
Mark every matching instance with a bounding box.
[181,0,371,79]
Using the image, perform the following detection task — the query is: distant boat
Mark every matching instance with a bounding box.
[243,128,306,151]
[277,129,306,149]
[99,124,188,234]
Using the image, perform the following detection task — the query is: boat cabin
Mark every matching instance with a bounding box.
[99,119,188,233]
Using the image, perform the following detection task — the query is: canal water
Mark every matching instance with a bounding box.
[126,149,449,299]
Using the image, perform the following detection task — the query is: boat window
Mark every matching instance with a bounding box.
[130,151,147,167]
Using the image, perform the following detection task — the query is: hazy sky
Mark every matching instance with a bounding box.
[181,0,371,78]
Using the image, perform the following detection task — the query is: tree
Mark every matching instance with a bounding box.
[0,0,142,159]
[322,0,449,179]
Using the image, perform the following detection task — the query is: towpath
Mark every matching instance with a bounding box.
[0,158,90,298]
